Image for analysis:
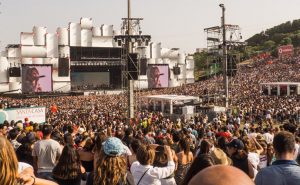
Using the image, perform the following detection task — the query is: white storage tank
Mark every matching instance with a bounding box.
[20,32,34,46]
[80,17,93,29]
[46,33,59,58]
[81,29,92,47]
[161,48,171,58]
[33,26,47,46]
[102,25,114,36]
[150,42,161,59]
[21,46,47,58]
[0,57,9,83]
[92,27,102,37]
[69,23,81,46]
[57,27,69,46]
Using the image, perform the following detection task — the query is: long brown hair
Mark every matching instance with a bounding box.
[0,136,19,185]
[52,145,81,180]
[94,150,127,185]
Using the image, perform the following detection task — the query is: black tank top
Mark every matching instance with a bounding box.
[231,154,249,175]
[81,160,94,172]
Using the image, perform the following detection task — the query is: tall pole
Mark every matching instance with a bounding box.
[127,0,134,120]
[220,4,229,108]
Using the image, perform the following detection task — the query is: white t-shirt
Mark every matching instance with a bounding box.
[18,162,33,173]
[32,139,62,173]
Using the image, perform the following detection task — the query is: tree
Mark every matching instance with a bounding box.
[263,40,276,51]
[280,37,292,45]
[193,52,208,70]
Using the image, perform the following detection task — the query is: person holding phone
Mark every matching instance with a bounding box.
[130,144,175,185]
[24,67,43,93]
[148,66,162,88]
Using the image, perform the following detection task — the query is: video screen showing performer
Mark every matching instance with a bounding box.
[22,65,52,93]
[147,65,169,88]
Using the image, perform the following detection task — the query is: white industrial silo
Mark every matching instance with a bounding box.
[92,27,102,37]
[80,17,93,29]
[0,57,9,83]
[81,29,92,47]
[161,48,171,58]
[46,33,58,58]
[69,23,81,46]
[33,26,47,46]
[21,46,47,58]
[20,32,34,46]
[150,42,161,59]
[57,27,69,46]
[102,25,114,36]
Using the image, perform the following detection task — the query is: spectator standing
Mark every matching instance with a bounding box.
[32,124,62,180]
[131,144,175,185]
[255,131,300,185]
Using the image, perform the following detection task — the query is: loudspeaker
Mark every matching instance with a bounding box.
[227,55,237,76]
[128,53,138,80]
[173,66,180,75]
[139,58,147,75]
[58,58,70,77]
[9,67,21,77]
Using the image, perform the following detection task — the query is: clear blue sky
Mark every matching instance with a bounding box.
[1,0,300,53]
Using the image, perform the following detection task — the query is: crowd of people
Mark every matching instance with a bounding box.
[0,54,300,185]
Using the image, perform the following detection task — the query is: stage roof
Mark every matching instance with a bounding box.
[143,94,199,101]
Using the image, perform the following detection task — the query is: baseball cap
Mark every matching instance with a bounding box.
[227,139,244,150]
[103,137,124,156]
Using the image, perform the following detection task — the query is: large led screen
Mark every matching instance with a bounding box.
[147,64,169,88]
[22,65,52,93]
